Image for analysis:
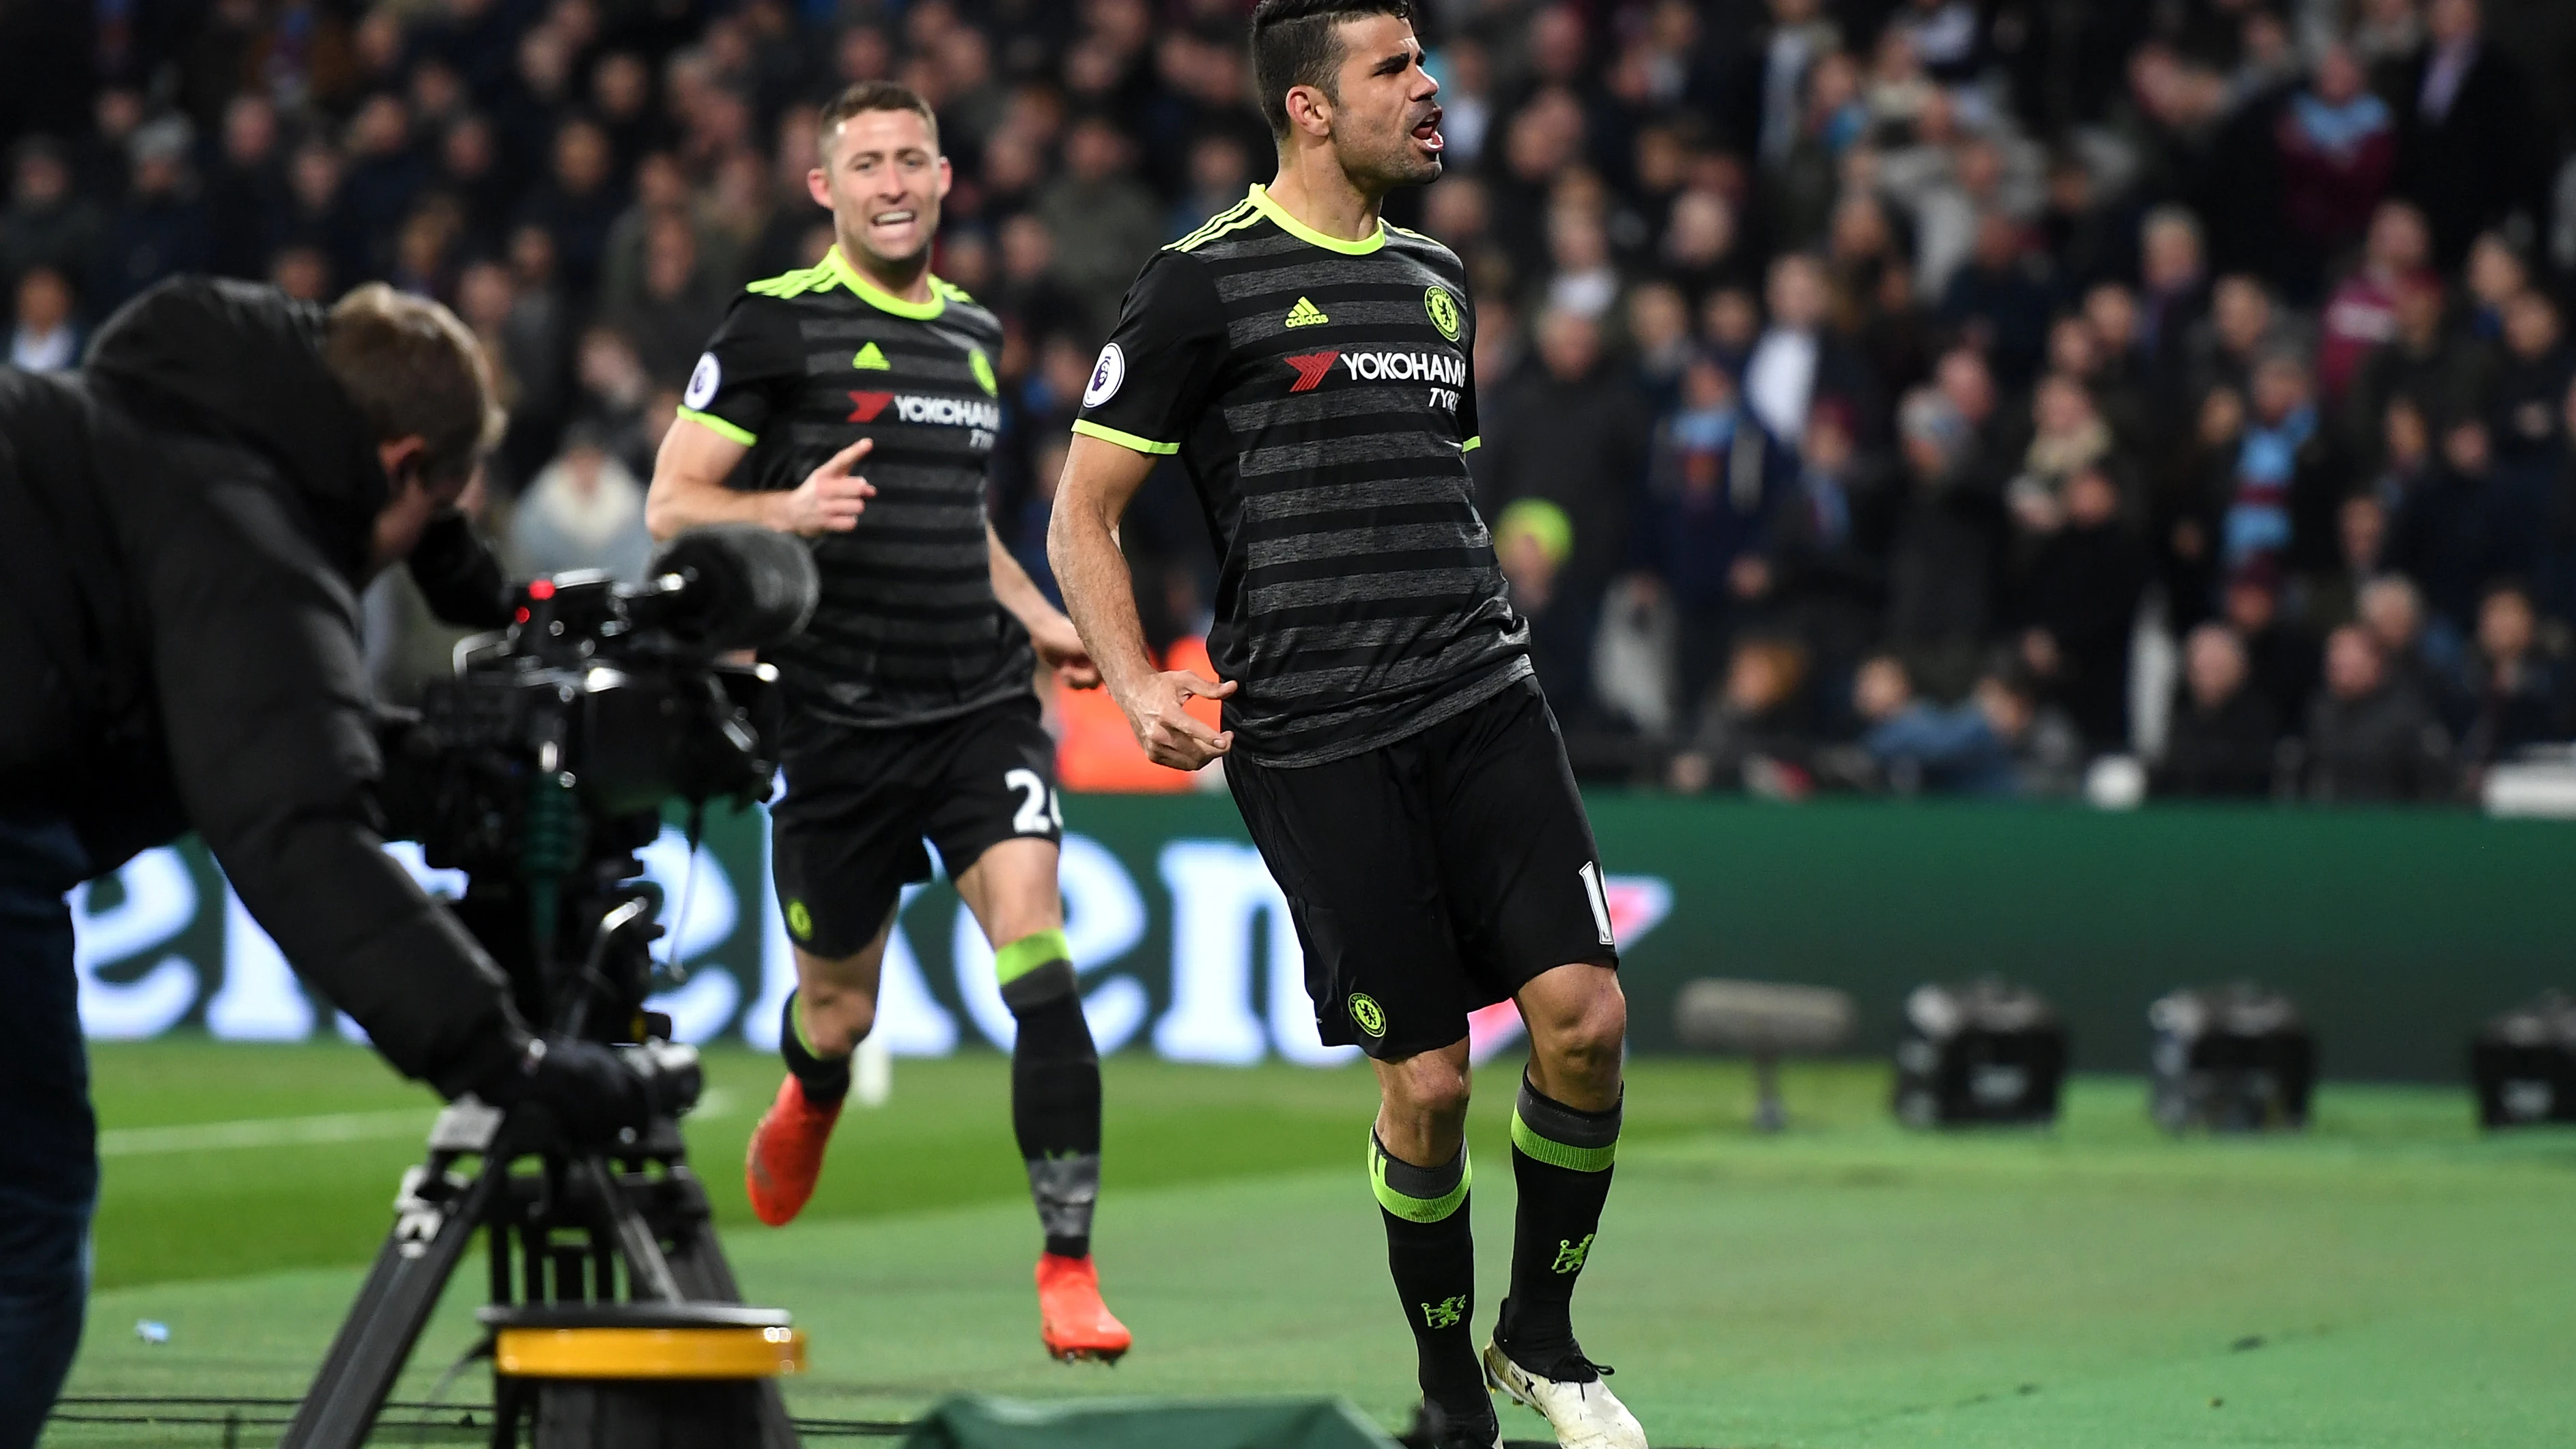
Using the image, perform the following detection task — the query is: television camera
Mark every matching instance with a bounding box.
[283,525,819,1449]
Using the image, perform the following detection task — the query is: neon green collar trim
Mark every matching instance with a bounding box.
[824,244,946,320]
[1247,184,1386,255]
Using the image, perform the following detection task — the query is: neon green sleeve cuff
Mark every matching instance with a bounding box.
[1071,419,1180,455]
[1460,436,1482,452]
[677,408,757,447]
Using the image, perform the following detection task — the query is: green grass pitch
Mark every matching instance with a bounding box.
[49,1039,2576,1447]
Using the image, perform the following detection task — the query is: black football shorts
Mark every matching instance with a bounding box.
[768,694,1062,959]
[1226,675,1619,1060]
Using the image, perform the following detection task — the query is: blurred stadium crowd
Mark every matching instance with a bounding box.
[11,0,2576,802]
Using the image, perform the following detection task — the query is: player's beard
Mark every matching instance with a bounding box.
[1342,119,1443,193]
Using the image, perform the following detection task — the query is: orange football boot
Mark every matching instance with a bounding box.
[744,1075,841,1226]
[1036,1252,1132,1363]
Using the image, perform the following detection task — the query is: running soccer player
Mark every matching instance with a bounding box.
[1047,2,1641,1444]
[642,81,1130,1364]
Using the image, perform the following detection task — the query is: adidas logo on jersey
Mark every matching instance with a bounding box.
[853,342,892,369]
[847,390,1003,430]
[1284,296,1330,328]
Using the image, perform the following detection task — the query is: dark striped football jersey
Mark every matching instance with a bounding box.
[679,245,1029,729]
[1074,184,1530,767]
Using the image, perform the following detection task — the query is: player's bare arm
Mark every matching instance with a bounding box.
[987,521,1100,689]
[1047,433,1234,769]
[645,423,875,541]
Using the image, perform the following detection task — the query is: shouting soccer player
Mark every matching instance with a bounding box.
[1048,3,1642,1444]
[643,82,1131,1364]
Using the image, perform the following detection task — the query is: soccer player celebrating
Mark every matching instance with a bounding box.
[1048,3,1642,1444]
[644,82,1130,1364]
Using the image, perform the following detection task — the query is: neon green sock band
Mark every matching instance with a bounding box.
[994,927,1072,985]
[1370,1131,1471,1222]
[791,993,832,1060]
[1510,1078,1622,1173]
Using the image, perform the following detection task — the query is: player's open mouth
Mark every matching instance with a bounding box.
[1411,111,1443,152]
[870,209,918,228]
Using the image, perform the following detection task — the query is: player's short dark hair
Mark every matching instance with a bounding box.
[1249,0,1415,141]
[819,81,939,157]
[324,283,503,490]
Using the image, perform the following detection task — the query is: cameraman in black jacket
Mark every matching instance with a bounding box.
[0,278,651,1445]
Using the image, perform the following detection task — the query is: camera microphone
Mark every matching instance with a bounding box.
[639,525,819,651]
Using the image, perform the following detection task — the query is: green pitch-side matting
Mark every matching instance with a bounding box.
[51,1043,2576,1446]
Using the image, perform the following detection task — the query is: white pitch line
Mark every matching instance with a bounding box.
[98,1088,741,1159]
[99,1109,436,1158]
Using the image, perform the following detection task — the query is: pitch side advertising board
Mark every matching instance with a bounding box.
[68,793,1672,1069]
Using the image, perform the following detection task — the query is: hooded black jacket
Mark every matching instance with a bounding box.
[0,277,525,1097]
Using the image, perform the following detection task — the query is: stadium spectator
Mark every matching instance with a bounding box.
[2317,201,2429,403]
[2485,287,2573,466]
[2223,560,2321,733]
[518,115,624,302]
[206,93,287,282]
[1667,636,1814,798]
[1761,399,1886,734]
[2186,276,2306,414]
[2357,573,2454,707]
[2155,623,2282,798]
[2387,0,2543,269]
[2388,417,2532,634]
[1485,306,1650,630]
[2222,352,2336,576]
[1850,651,2071,796]
[1746,251,1871,445]
[1034,115,1163,342]
[2006,372,2113,539]
[2301,491,2395,636]
[1939,210,2052,388]
[1855,651,2015,795]
[2272,42,2394,302]
[1496,497,1590,713]
[606,210,725,385]
[2305,622,2453,802]
[0,140,103,294]
[2135,205,2211,398]
[94,119,210,314]
[1635,353,1795,716]
[507,423,652,586]
[8,267,77,374]
[2452,580,2569,776]
[1884,382,2000,694]
[2015,464,2149,749]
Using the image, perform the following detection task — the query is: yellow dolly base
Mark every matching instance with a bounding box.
[478,1303,805,1448]
[494,1324,806,1379]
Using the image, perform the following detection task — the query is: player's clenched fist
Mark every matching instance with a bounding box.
[1028,613,1103,690]
[769,437,877,534]
[1119,669,1234,770]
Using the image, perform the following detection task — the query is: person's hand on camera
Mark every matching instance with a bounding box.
[769,438,877,535]
[475,1036,651,1144]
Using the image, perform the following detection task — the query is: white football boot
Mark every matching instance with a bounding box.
[1482,1339,1647,1449]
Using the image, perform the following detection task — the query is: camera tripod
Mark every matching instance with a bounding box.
[279,845,799,1449]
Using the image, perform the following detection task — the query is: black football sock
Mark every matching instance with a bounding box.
[1372,1130,1491,1427]
[778,989,850,1107]
[1000,929,1101,1259]
[1497,1075,1621,1378]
